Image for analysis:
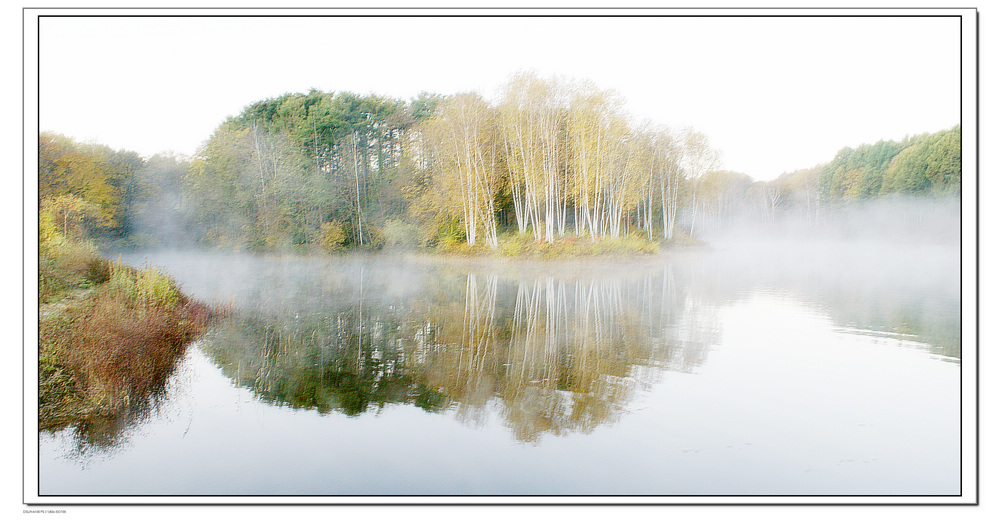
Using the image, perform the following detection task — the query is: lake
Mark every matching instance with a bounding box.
[37,240,961,497]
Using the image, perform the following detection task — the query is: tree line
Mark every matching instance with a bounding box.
[819,125,961,200]
[38,73,961,252]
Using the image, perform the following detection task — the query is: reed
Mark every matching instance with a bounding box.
[65,270,211,412]
[39,249,217,424]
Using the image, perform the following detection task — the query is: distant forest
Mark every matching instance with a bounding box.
[38,72,961,252]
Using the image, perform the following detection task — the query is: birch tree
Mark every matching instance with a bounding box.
[566,84,630,241]
[680,129,720,236]
[498,72,568,243]
[650,128,684,239]
[423,93,501,249]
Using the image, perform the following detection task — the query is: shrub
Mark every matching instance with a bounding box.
[39,242,217,423]
[84,258,110,285]
[106,260,182,309]
[39,237,102,302]
[67,288,196,411]
[38,210,62,250]
[383,219,425,249]
[498,233,533,257]
[494,232,660,258]
[318,222,347,253]
[434,217,466,247]
[107,258,137,302]
[363,224,385,250]
[135,267,181,309]
[54,277,213,415]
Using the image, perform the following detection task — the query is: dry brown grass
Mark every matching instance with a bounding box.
[39,250,218,425]
[63,283,212,413]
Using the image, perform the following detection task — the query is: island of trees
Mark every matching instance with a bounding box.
[39,72,960,258]
[37,72,961,428]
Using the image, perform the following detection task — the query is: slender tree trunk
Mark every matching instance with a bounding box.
[352,131,364,246]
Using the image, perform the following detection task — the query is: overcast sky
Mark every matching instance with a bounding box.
[37,12,961,181]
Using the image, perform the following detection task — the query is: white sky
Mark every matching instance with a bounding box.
[37,11,961,181]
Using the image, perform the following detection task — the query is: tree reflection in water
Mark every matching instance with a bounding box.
[57,249,957,453]
[200,263,716,443]
[40,363,192,461]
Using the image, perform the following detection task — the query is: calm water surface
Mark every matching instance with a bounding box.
[38,242,961,496]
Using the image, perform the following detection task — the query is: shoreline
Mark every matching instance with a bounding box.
[38,253,219,429]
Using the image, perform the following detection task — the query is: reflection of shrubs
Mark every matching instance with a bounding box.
[413,384,447,412]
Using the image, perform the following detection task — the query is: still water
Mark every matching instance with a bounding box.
[38,241,961,496]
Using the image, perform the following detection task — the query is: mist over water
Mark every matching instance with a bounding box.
[39,194,962,495]
[107,194,962,428]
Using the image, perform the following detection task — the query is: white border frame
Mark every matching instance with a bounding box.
[22,6,979,507]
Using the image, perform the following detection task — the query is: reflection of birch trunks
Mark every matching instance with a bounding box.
[510,278,542,382]
[196,260,716,442]
[449,272,499,418]
[508,277,630,388]
[462,273,498,373]
[655,263,677,362]
[357,264,364,373]
[501,275,639,442]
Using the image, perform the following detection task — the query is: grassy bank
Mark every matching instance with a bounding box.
[429,231,704,259]
[39,239,216,428]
